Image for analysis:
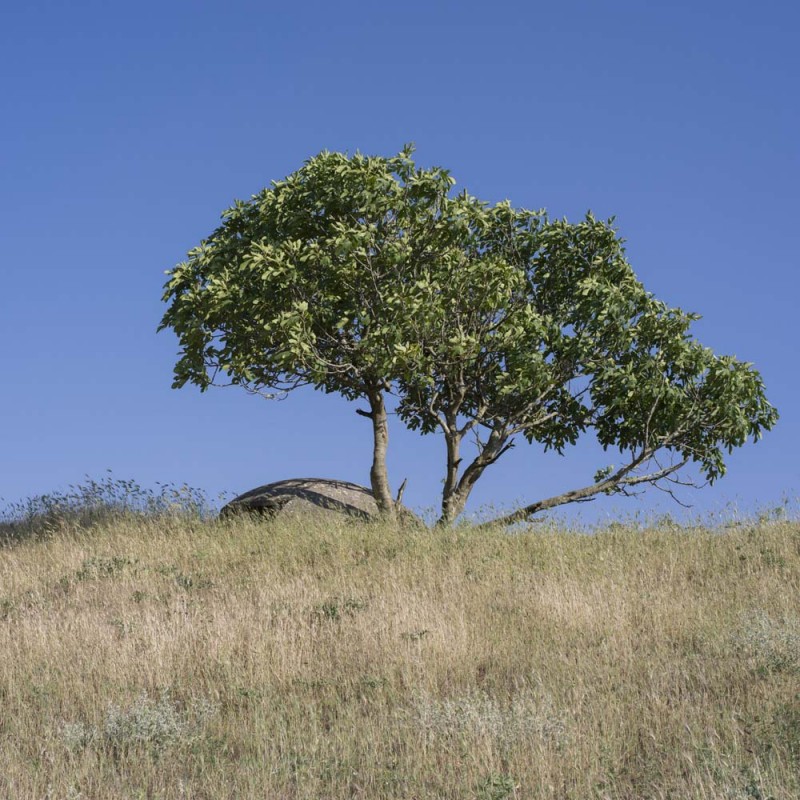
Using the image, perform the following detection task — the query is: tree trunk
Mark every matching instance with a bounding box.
[439,420,462,525]
[438,428,510,526]
[440,487,469,525]
[366,387,396,518]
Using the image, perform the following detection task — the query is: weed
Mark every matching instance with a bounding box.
[732,767,777,800]
[477,772,516,800]
[108,618,135,639]
[0,472,221,543]
[401,629,430,642]
[184,572,214,590]
[405,688,568,750]
[75,556,138,581]
[311,595,368,622]
[0,597,14,620]
[60,690,217,758]
[734,611,800,674]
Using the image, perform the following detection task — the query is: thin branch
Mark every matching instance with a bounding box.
[651,482,694,508]
[617,458,689,488]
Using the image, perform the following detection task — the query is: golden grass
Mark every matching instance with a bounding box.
[1,514,798,799]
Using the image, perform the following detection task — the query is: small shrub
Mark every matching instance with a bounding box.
[403,688,567,751]
[0,472,222,543]
[311,596,368,622]
[174,571,214,591]
[476,773,516,800]
[60,720,97,752]
[108,618,135,639]
[0,597,14,620]
[60,690,217,757]
[724,766,778,800]
[734,611,800,674]
[75,556,138,581]
[400,629,430,642]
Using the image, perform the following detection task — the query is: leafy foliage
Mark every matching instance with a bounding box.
[387,202,777,521]
[159,147,777,525]
[160,145,453,400]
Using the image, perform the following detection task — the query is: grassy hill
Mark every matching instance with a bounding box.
[1,497,798,799]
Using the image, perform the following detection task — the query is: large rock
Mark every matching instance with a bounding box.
[219,477,420,525]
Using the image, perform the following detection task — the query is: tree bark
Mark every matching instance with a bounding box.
[366,387,396,518]
[438,428,511,525]
[439,417,462,525]
[475,454,689,530]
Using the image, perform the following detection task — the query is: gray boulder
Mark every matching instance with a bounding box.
[219,477,421,525]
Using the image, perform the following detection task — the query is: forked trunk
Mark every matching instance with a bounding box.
[440,489,470,525]
[438,428,511,526]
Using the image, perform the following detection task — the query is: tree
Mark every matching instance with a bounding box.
[390,204,778,525]
[159,147,777,526]
[159,147,454,518]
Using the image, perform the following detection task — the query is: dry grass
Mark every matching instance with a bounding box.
[1,511,798,799]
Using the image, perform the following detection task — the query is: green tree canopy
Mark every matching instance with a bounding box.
[160,147,777,526]
[390,204,777,523]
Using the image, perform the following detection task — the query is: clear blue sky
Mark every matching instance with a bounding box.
[2,0,797,524]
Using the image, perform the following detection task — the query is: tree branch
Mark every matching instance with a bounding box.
[617,458,689,489]
[475,451,694,529]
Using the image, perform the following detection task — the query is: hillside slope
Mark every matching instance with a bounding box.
[1,514,798,799]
